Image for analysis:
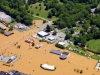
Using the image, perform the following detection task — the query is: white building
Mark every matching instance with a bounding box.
[58,42,65,46]
[37,31,49,37]
[40,64,56,71]
[48,36,55,41]
[0,12,12,23]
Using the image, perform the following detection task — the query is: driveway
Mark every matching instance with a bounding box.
[33,21,53,31]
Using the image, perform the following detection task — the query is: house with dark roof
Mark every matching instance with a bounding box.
[9,70,28,75]
[0,71,10,75]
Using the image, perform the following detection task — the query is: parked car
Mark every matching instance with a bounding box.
[25,38,34,43]
[35,43,43,49]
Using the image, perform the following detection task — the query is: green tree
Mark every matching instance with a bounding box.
[32,42,35,46]
[9,26,13,31]
[0,29,5,34]
[52,30,57,35]
[43,20,46,23]
[36,13,39,16]
[48,12,53,18]
[65,33,72,40]
[80,70,83,73]
[46,25,51,32]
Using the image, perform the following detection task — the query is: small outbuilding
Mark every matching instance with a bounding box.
[40,64,56,71]
[37,31,49,38]
[0,24,6,30]
[59,54,67,60]
[4,31,14,36]
[50,49,62,55]
[0,12,12,23]
[48,36,55,41]
[58,42,65,46]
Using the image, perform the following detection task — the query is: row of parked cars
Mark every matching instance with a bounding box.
[25,38,43,49]
[69,47,91,58]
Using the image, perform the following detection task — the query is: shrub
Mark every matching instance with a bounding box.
[55,43,65,49]
[32,42,35,46]
[80,70,83,73]
[0,29,5,34]
[39,3,41,6]
[43,20,46,23]
[9,26,13,31]
[77,69,79,73]
[17,45,21,49]
[36,13,39,16]
[74,69,76,72]
[52,30,57,35]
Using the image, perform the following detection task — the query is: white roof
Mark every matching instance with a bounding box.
[10,56,16,60]
[37,31,48,37]
[96,63,100,70]
[58,42,65,46]
[0,24,6,29]
[48,36,55,40]
[0,12,5,15]
[41,64,55,70]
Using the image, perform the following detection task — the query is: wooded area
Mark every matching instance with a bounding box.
[27,0,100,53]
[0,0,33,25]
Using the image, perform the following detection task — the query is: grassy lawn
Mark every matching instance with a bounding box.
[67,45,100,60]
[61,28,67,34]
[33,16,43,20]
[28,3,57,20]
[67,45,88,53]
[87,39,100,53]
[28,3,49,19]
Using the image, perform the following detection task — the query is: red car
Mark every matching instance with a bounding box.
[25,38,34,43]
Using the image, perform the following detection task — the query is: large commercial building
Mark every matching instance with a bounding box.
[0,12,12,23]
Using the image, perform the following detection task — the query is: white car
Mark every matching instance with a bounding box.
[40,64,56,71]
[35,43,43,49]
[37,26,40,28]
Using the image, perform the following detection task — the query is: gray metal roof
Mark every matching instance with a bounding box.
[0,71,9,75]
[59,54,67,59]
[0,24,6,30]
[4,31,14,36]
[10,70,27,75]
[50,49,62,55]
[62,52,69,55]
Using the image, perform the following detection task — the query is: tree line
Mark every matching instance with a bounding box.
[0,0,33,26]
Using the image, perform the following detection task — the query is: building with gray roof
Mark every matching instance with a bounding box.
[0,71,9,75]
[4,31,14,36]
[50,49,62,55]
[0,12,12,23]
[0,24,6,30]
[9,70,27,75]
[59,54,67,60]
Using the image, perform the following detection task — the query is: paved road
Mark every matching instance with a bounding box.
[33,21,53,31]
[33,15,49,21]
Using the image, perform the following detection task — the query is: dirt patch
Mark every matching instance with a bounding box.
[30,20,43,28]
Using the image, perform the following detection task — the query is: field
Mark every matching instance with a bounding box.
[87,39,100,53]
[28,3,50,19]
[0,22,100,75]
[28,3,57,20]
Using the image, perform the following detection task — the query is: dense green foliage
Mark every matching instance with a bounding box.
[0,0,33,25]
[55,43,65,49]
[87,40,100,54]
[40,0,100,47]
[28,0,42,4]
